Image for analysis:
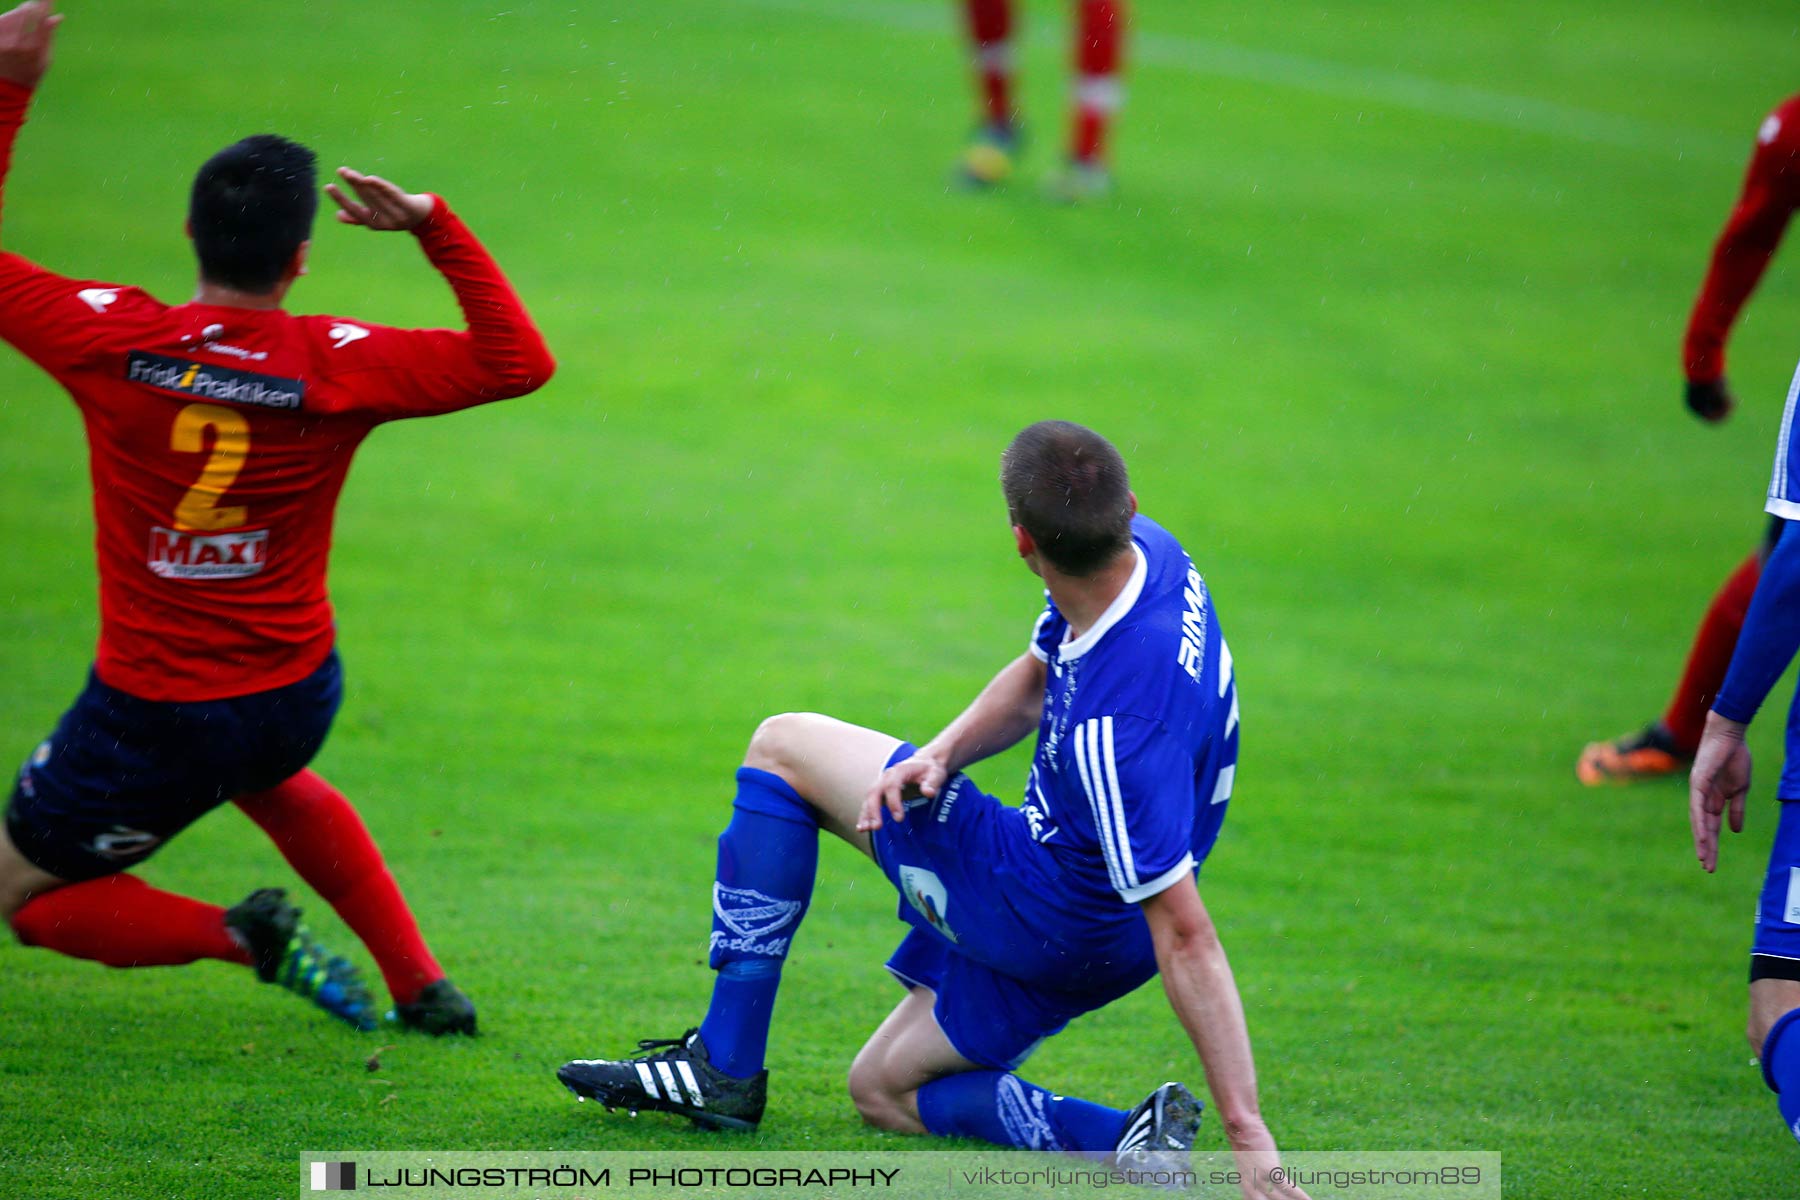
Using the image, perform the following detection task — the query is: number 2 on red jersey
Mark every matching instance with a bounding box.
[146,403,268,581]
[169,402,249,531]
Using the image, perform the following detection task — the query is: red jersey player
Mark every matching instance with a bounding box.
[1578,94,1800,785]
[0,3,554,1033]
[954,0,1125,203]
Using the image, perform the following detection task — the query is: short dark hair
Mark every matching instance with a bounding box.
[189,135,318,292]
[1000,420,1134,576]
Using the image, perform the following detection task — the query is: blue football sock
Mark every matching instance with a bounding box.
[1763,1008,1800,1144]
[697,767,818,1080]
[918,1070,1129,1153]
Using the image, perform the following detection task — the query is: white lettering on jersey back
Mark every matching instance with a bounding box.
[328,322,371,350]
[77,287,119,313]
[1022,766,1059,843]
[205,341,270,362]
[1785,867,1800,925]
[1042,658,1081,766]
[1178,565,1208,680]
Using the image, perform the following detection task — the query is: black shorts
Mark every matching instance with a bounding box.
[5,651,342,881]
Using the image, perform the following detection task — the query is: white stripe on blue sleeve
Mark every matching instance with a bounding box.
[1073,720,1129,895]
[1098,716,1139,890]
[1769,358,1800,512]
[1117,854,1196,904]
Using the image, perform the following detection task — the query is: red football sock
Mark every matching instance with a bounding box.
[964,0,1016,127]
[1662,551,1762,753]
[10,874,252,968]
[1071,0,1125,163]
[236,770,443,1007]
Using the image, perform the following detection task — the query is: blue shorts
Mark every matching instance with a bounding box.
[1752,799,1800,983]
[870,744,1167,1070]
[5,653,342,881]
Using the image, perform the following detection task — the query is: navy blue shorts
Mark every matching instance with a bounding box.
[1752,799,1800,983]
[871,743,1165,1070]
[5,652,342,881]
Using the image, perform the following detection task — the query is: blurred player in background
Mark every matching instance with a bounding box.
[954,0,1125,202]
[0,3,554,1034]
[1687,355,1800,1148]
[1579,94,1800,785]
[558,423,1308,1200]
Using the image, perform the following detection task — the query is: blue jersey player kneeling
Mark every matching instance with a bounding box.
[558,422,1310,1197]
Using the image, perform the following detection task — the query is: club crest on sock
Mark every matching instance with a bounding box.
[710,885,801,957]
[996,1074,1062,1151]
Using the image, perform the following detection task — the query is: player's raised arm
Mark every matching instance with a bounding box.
[325,168,433,233]
[1682,103,1800,422]
[0,0,59,237]
[1142,880,1310,1200]
[0,0,56,88]
[320,165,554,419]
[859,652,1045,830]
[0,2,153,378]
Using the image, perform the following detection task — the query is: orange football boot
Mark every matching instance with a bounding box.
[1576,722,1693,786]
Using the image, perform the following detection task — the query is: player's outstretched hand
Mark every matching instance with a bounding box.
[0,1,61,90]
[1685,377,1736,424]
[1689,711,1751,873]
[1232,1145,1313,1200]
[857,753,948,832]
[326,168,433,232]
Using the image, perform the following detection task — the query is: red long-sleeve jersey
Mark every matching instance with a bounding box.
[0,81,554,702]
[1684,94,1800,384]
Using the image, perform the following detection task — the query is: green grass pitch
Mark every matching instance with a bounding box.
[1,1,1797,1195]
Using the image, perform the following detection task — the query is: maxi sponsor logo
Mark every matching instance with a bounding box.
[148,526,269,580]
[127,350,304,410]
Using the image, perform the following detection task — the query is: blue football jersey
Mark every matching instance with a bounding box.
[1020,514,1238,907]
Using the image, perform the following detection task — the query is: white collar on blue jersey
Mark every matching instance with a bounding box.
[1057,542,1148,662]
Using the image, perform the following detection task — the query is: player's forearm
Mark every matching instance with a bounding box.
[918,653,1045,774]
[1155,918,1270,1145]
[0,78,31,241]
[1714,522,1800,724]
[413,199,555,397]
[1683,202,1791,382]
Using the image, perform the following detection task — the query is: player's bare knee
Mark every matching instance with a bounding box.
[742,712,816,778]
[1750,1000,1792,1053]
[846,1060,909,1132]
[0,882,25,926]
[847,1044,891,1121]
[0,849,42,924]
[1748,981,1800,1053]
[0,872,59,931]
